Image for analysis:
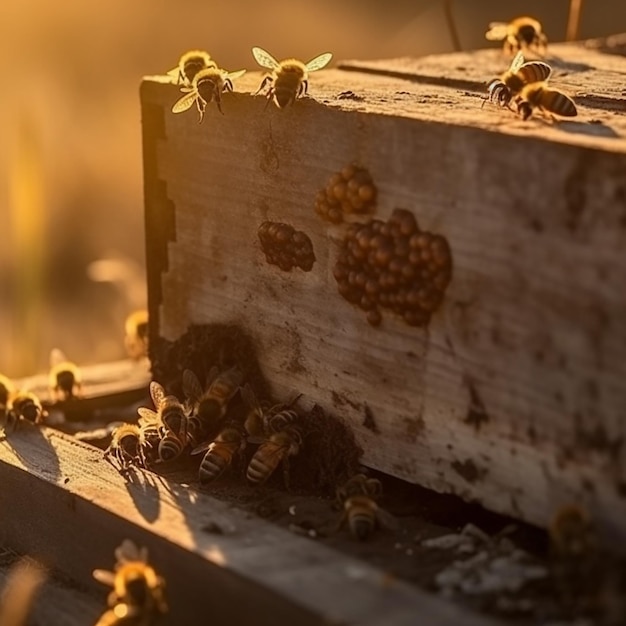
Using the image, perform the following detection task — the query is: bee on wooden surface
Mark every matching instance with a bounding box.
[6,391,46,430]
[48,348,82,402]
[183,366,243,445]
[93,540,167,626]
[104,423,157,475]
[485,51,551,109]
[246,417,302,488]
[336,474,397,541]
[251,47,333,108]
[516,82,577,120]
[485,16,548,57]
[138,382,188,462]
[191,423,246,485]
[124,309,149,361]
[167,49,215,85]
[241,383,300,439]
[172,66,246,122]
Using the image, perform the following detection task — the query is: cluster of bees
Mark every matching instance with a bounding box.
[169,46,332,119]
[0,310,148,433]
[105,367,304,489]
[315,165,377,224]
[484,16,577,120]
[257,221,316,272]
[167,16,580,125]
[333,208,452,327]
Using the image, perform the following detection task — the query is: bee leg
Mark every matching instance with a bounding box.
[223,79,234,93]
[215,91,224,115]
[196,99,206,124]
[300,80,309,97]
[255,75,272,96]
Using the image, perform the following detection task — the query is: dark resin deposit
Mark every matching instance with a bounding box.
[333,209,452,327]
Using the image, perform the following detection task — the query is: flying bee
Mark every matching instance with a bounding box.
[183,366,243,445]
[93,539,167,626]
[6,391,46,430]
[485,16,548,57]
[104,423,157,475]
[241,383,300,439]
[516,82,577,120]
[124,309,149,361]
[252,47,333,108]
[137,381,189,462]
[485,51,552,109]
[167,49,215,85]
[172,66,246,122]
[48,348,82,402]
[191,423,246,485]
[335,473,397,541]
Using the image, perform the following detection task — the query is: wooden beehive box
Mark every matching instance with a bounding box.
[141,43,626,542]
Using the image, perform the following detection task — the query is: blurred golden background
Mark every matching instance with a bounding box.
[1,0,624,377]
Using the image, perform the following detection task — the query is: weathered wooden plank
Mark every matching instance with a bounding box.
[141,43,626,544]
[0,426,501,626]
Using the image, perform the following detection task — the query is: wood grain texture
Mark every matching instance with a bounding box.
[141,42,626,544]
[0,427,498,626]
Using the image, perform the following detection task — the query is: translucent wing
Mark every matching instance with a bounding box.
[92,568,115,586]
[191,440,212,455]
[226,69,246,81]
[137,407,159,424]
[305,52,333,72]
[49,348,67,367]
[252,46,281,70]
[485,22,509,41]
[509,51,525,73]
[205,366,219,388]
[166,66,180,78]
[149,381,166,408]
[182,369,202,403]
[172,92,198,114]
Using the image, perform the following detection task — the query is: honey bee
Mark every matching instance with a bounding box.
[485,51,552,109]
[167,50,215,85]
[246,423,302,487]
[93,540,167,626]
[0,558,46,626]
[104,423,158,475]
[172,66,246,122]
[6,391,46,430]
[336,474,397,541]
[137,381,189,462]
[124,310,149,361]
[191,424,246,485]
[241,383,299,439]
[516,82,577,120]
[183,366,243,445]
[485,16,548,57]
[251,47,333,108]
[48,348,82,402]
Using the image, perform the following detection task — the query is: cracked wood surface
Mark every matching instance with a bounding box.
[141,41,626,545]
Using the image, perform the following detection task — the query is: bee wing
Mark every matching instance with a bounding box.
[509,51,525,73]
[166,66,180,78]
[485,22,509,41]
[150,381,167,408]
[365,478,383,498]
[375,507,399,531]
[172,92,198,114]
[49,348,68,367]
[226,69,246,81]
[305,52,333,72]
[92,568,115,586]
[138,407,159,424]
[182,369,202,403]
[191,440,212,455]
[252,46,281,70]
[205,366,219,388]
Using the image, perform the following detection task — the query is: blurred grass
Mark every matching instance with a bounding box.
[0,0,623,377]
